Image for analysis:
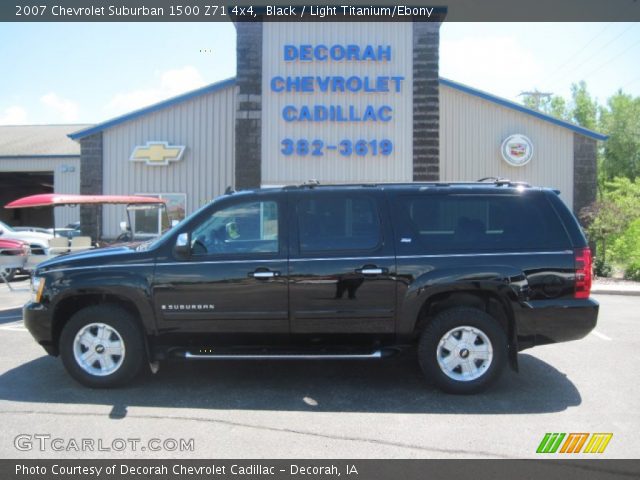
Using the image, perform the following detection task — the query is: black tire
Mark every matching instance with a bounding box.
[1,268,16,282]
[418,307,507,394]
[59,305,146,388]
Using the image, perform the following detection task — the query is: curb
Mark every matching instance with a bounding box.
[0,304,27,312]
[591,289,640,297]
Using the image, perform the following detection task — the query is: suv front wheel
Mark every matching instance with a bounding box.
[60,305,146,388]
[1,267,16,281]
[418,307,507,394]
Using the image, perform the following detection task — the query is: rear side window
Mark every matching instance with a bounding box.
[297,195,381,253]
[394,194,571,253]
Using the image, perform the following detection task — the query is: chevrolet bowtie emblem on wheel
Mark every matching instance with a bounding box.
[130,141,185,166]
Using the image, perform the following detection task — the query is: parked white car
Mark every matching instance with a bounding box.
[0,220,52,255]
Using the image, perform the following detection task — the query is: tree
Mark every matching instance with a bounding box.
[578,200,626,264]
[519,81,597,126]
[520,92,568,120]
[602,177,640,219]
[570,81,598,130]
[522,94,538,111]
[599,91,640,180]
[548,96,569,120]
[600,177,640,266]
[519,82,640,182]
[610,218,640,267]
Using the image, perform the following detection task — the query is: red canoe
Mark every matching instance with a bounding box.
[5,194,166,209]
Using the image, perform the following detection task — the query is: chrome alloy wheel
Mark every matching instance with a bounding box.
[436,325,493,382]
[73,323,126,376]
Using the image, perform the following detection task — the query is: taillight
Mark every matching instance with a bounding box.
[574,247,592,299]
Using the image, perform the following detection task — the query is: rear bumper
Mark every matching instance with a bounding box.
[23,302,57,355]
[516,297,599,349]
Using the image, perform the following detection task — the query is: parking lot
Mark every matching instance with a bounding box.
[0,278,638,458]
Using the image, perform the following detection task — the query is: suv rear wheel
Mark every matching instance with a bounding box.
[418,307,507,394]
[60,305,146,388]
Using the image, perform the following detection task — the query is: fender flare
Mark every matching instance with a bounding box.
[397,265,528,370]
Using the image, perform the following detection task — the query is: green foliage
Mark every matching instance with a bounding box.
[520,81,596,127]
[570,81,598,130]
[519,82,640,182]
[609,218,640,265]
[522,95,538,110]
[599,91,640,181]
[548,96,568,120]
[579,199,627,240]
[518,80,640,278]
[579,200,627,263]
[593,257,613,278]
[583,179,640,278]
[602,177,640,220]
[624,261,640,282]
[520,92,568,120]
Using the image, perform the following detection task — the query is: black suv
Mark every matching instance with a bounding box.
[24,182,598,394]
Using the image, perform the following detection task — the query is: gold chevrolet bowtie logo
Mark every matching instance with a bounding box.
[130,141,185,166]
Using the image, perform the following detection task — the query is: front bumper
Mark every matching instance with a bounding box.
[517,297,599,349]
[23,302,57,356]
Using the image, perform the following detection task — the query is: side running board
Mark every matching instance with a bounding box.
[184,350,384,360]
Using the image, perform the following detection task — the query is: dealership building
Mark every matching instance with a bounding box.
[0,21,607,240]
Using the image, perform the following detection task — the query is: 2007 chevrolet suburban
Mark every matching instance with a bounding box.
[24,181,598,394]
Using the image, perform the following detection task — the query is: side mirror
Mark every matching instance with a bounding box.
[119,221,128,232]
[174,232,190,258]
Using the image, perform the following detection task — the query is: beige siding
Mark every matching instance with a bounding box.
[261,22,413,185]
[101,86,236,238]
[440,85,574,208]
[0,156,80,227]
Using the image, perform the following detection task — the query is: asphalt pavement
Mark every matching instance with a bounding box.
[0,279,637,459]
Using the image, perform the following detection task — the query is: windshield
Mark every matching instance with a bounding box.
[0,220,15,233]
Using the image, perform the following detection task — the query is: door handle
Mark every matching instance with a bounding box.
[250,270,279,279]
[356,266,386,275]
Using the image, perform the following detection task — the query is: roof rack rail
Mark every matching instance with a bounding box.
[302,179,321,188]
[476,177,531,188]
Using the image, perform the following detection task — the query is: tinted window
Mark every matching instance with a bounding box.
[297,195,381,252]
[191,200,278,255]
[394,194,570,252]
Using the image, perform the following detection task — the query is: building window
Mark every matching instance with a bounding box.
[133,193,187,237]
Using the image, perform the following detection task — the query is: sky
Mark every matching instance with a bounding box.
[0,22,639,126]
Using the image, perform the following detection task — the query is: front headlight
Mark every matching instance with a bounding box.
[31,276,45,303]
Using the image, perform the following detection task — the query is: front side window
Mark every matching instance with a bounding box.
[191,200,278,256]
[297,195,381,253]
